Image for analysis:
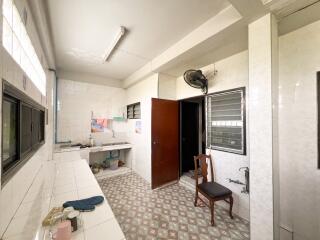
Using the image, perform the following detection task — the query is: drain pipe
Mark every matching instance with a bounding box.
[49,68,71,144]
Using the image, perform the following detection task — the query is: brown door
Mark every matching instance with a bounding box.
[151,98,179,189]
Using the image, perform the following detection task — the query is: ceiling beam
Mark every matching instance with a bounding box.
[123,5,242,88]
[228,0,268,22]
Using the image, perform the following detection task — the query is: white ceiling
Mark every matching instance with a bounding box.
[45,0,320,84]
[46,0,230,80]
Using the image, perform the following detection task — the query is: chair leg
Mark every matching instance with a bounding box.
[229,195,234,219]
[210,200,215,226]
[194,189,198,207]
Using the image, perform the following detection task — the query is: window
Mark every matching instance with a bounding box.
[127,102,141,119]
[2,0,46,95]
[2,95,18,172]
[206,88,246,155]
[21,104,32,156]
[2,81,45,184]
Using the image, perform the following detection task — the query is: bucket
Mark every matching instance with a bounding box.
[110,159,119,170]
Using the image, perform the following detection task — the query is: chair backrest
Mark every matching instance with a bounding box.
[194,154,214,186]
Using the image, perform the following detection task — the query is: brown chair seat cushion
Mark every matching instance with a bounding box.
[198,182,232,198]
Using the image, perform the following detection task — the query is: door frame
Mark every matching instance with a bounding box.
[179,94,206,176]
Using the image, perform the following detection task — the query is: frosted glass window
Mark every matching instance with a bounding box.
[2,0,12,26]
[24,38,33,61]
[30,66,37,85]
[12,6,20,38]
[2,0,46,95]
[20,26,28,50]
[20,49,28,71]
[2,18,12,54]
[12,33,21,64]
[25,58,32,80]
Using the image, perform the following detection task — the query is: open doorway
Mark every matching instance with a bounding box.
[180,96,206,181]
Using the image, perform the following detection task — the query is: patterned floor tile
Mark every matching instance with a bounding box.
[98,172,249,240]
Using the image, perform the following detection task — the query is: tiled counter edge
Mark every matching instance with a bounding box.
[1,156,126,240]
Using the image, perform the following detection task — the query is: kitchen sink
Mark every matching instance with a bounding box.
[101,142,129,146]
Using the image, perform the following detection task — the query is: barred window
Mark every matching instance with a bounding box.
[206,88,246,155]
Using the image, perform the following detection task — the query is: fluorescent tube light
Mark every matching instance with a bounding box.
[103,26,126,62]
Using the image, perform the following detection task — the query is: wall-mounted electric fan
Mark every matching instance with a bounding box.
[183,69,208,94]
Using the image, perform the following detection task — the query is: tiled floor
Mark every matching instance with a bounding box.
[98,172,250,240]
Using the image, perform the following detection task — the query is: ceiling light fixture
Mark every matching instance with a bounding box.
[103,26,126,62]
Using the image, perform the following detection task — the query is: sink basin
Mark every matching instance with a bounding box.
[101,142,129,146]
[60,144,72,149]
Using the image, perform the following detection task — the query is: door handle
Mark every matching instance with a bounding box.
[153,141,158,145]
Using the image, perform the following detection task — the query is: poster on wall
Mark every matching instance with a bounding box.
[91,118,108,132]
[135,120,142,134]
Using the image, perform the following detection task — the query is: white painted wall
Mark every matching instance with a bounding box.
[158,73,176,100]
[0,0,54,236]
[176,51,250,220]
[126,74,158,184]
[278,19,320,240]
[57,79,126,144]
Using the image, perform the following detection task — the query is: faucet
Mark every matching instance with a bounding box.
[89,134,94,147]
[226,167,250,194]
[227,178,245,185]
[239,167,250,194]
[112,129,115,138]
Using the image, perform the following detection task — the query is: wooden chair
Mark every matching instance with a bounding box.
[194,154,233,226]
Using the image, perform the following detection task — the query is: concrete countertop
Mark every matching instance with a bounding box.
[54,143,132,153]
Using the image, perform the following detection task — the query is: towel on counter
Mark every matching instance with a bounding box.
[63,196,104,212]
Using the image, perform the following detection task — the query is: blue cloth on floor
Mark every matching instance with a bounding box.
[63,196,104,212]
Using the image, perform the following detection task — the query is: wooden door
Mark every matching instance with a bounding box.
[151,98,179,189]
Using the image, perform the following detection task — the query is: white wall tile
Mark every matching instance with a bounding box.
[0,0,55,234]
[248,13,279,240]
[279,19,320,240]
[57,79,126,144]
